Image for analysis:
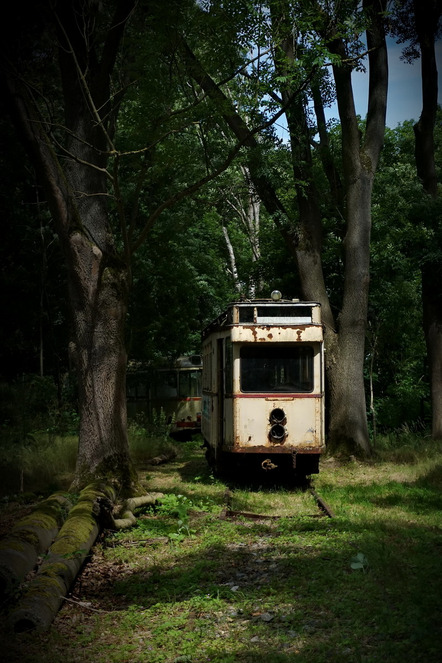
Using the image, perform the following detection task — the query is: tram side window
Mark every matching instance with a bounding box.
[240,345,314,393]
[202,345,212,390]
[178,370,202,398]
[155,371,178,398]
[126,375,148,399]
[136,382,148,399]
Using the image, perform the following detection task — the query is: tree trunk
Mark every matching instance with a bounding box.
[67,230,134,491]
[5,485,165,632]
[239,165,262,298]
[268,0,387,454]
[327,171,373,452]
[325,0,388,453]
[222,225,242,294]
[412,0,442,439]
[1,0,138,492]
[422,262,442,438]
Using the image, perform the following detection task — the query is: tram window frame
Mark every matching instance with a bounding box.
[202,345,212,391]
[224,339,233,396]
[240,345,314,393]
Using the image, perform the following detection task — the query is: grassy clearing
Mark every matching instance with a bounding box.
[1,438,441,663]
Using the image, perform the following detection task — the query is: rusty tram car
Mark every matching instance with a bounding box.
[127,355,203,437]
[201,293,325,477]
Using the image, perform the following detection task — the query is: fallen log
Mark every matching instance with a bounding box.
[7,482,116,633]
[6,485,164,631]
[112,493,164,530]
[0,492,72,600]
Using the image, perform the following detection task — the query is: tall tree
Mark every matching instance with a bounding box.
[1,1,138,492]
[0,0,247,491]
[391,0,442,438]
[412,0,442,440]
[180,0,388,454]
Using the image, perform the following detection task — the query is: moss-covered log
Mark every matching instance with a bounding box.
[113,493,164,529]
[7,483,116,633]
[0,493,72,600]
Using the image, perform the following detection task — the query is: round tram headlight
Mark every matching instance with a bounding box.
[271,290,282,301]
[269,423,286,443]
[270,407,286,424]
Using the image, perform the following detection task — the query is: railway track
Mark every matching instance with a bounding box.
[309,487,335,518]
[220,484,335,521]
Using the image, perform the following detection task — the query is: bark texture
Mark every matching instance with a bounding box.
[422,261,442,439]
[322,0,388,454]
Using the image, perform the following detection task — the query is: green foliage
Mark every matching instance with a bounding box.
[0,375,78,437]
[0,432,78,497]
[366,114,442,432]
[127,202,237,362]
[0,116,69,380]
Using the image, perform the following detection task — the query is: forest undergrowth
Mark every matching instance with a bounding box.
[0,436,441,663]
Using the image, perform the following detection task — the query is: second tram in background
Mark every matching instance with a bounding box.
[127,355,202,438]
[201,293,325,478]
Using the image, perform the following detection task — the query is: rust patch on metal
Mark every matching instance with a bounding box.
[233,444,321,454]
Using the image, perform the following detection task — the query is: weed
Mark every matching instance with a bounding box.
[128,412,177,465]
[350,552,369,572]
[156,494,196,542]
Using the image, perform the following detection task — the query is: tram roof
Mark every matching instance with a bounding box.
[202,299,322,339]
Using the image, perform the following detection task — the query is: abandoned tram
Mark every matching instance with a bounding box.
[127,355,202,437]
[201,292,325,478]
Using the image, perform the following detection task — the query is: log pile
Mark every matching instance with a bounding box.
[0,492,72,599]
[1,484,164,632]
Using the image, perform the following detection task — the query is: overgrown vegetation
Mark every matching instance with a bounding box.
[0,385,176,498]
[1,439,441,662]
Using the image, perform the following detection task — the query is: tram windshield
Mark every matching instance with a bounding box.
[240,345,314,393]
[178,370,202,398]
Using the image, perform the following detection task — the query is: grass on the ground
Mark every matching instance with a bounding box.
[1,437,441,663]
